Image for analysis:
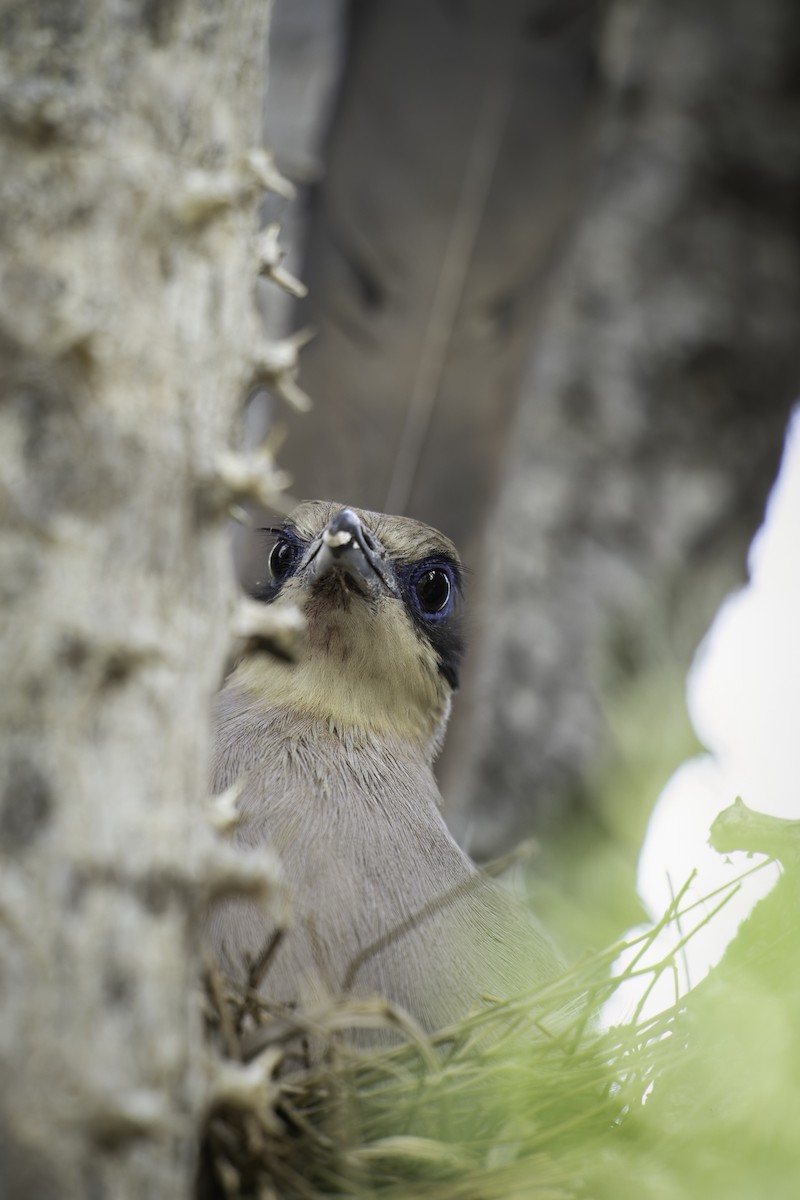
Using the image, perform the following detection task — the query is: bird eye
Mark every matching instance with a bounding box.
[414,567,452,616]
[268,535,299,584]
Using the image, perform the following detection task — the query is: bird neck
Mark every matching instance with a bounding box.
[228,652,451,759]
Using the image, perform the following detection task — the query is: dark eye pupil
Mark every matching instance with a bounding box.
[415,568,451,614]
[269,538,296,582]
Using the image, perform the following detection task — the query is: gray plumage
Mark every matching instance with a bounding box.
[206,502,561,1034]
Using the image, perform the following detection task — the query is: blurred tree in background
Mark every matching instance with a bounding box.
[256,0,800,948]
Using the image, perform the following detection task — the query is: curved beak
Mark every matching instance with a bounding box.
[306,508,397,595]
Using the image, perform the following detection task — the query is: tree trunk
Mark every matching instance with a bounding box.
[0,3,280,1195]
[445,0,800,893]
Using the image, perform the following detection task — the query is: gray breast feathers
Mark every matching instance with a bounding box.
[206,688,562,1036]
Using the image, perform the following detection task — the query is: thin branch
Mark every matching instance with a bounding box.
[385,62,513,515]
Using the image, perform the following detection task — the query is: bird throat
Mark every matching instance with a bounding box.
[232,604,451,753]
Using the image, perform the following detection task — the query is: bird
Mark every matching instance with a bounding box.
[206,501,562,1037]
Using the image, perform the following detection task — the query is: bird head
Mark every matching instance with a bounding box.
[235,501,464,750]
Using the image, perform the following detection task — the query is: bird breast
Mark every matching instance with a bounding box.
[206,686,562,1036]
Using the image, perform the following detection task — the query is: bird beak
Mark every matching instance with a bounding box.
[306,508,397,595]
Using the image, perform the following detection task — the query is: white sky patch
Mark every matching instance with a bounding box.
[603,407,800,1027]
[688,416,800,819]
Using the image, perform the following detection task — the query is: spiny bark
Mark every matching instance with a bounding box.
[0,3,281,1195]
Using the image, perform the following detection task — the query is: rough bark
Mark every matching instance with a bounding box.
[0,3,281,1195]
